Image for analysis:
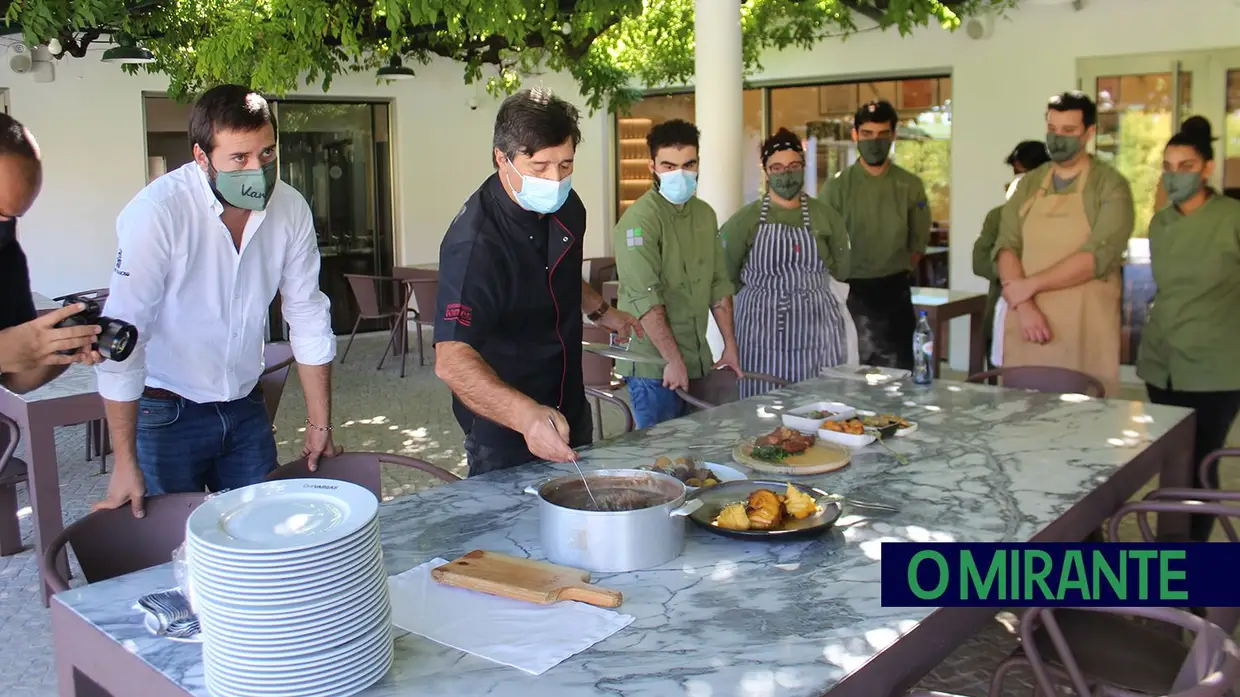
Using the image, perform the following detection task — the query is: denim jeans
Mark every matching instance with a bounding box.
[626,377,688,430]
[136,387,278,495]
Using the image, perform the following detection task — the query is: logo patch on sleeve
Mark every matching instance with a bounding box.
[625,228,644,248]
[444,303,472,327]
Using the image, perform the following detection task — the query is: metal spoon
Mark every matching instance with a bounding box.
[549,415,599,510]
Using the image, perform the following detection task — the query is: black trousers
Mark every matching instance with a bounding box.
[1146,382,1240,541]
[846,272,915,371]
[464,407,593,477]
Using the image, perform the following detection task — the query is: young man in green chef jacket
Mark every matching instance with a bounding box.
[819,100,931,371]
[612,119,741,429]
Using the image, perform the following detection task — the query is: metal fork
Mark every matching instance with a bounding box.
[139,590,194,631]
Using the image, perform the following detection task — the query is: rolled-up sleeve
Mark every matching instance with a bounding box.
[434,237,505,349]
[613,214,665,318]
[1080,170,1135,278]
[96,200,171,402]
[280,201,335,365]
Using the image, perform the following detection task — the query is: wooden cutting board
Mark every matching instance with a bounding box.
[430,550,623,608]
[732,439,851,475]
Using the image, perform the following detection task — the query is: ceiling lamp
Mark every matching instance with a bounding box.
[377,56,415,81]
[102,34,154,64]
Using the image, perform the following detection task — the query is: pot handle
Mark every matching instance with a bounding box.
[669,499,703,518]
[524,480,550,496]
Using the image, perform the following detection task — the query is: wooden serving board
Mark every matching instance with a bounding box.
[732,439,851,475]
[430,550,623,608]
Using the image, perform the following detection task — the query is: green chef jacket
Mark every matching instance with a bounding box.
[1138,194,1240,392]
[972,204,1003,344]
[993,159,1134,279]
[612,190,734,380]
[818,162,931,279]
[719,196,851,288]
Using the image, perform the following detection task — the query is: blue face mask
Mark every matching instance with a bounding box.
[505,160,572,214]
[657,169,698,205]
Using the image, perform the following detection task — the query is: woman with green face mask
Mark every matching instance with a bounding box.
[719,129,854,398]
[1138,116,1240,542]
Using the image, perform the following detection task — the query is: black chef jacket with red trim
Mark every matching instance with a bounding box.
[0,228,38,332]
[434,173,588,454]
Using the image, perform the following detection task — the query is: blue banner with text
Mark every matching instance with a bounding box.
[880,543,1240,607]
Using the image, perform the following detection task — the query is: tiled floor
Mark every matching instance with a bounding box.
[0,332,1234,697]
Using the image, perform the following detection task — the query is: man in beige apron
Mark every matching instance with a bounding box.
[992,92,1134,397]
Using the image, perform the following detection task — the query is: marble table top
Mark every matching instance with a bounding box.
[4,361,99,403]
[54,377,1192,697]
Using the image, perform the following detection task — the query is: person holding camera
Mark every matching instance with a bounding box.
[94,85,339,517]
[0,113,106,393]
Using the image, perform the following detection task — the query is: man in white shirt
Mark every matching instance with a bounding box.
[94,85,338,517]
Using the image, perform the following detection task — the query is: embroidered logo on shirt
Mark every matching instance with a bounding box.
[113,249,130,277]
[444,303,472,327]
[625,228,644,247]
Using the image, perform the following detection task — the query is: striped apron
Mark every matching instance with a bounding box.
[734,194,848,399]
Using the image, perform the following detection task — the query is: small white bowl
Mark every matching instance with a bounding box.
[781,402,856,434]
[686,463,748,490]
[816,425,876,449]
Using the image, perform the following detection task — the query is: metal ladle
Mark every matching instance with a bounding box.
[549,415,599,510]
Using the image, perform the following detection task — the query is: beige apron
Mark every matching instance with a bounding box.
[1002,161,1121,396]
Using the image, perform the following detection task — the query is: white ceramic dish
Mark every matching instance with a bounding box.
[854,410,919,438]
[816,424,877,449]
[187,480,378,555]
[781,402,856,433]
[686,462,747,490]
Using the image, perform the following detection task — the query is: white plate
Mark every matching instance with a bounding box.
[187,518,378,567]
[821,364,910,383]
[688,462,747,490]
[816,425,877,449]
[204,619,391,671]
[205,630,392,689]
[207,599,390,655]
[781,402,856,433]
[854,410,919,437]
[192,542,382,595]
[205,646,392,697]
[194,562,385,616]
[187,480,378,555]
[201,579,389,637]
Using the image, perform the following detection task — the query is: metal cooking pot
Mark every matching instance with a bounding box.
[524,468,701,573]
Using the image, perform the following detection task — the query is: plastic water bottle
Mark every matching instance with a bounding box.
[913,311,934,385]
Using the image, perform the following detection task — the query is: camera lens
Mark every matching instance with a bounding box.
[97,317,138,362]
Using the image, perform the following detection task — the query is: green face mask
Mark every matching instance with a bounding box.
[857,138,892,166]
[767,170,804,200]
[213,161,279,211]
[1045,132,1084,163]
[1161,171,1204,206]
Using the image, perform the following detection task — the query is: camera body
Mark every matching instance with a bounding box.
[54,294,138,362]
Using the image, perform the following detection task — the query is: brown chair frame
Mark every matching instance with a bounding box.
[260,342,296,424]
[340,273,411,377]
[0,413,27,556]
[40,492,210,594]
[675,371,793,410]
[966,366,1107,398]
[266,451,460,499]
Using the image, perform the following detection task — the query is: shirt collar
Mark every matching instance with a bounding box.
[646,188,693,218]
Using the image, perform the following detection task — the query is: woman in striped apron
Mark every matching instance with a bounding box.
[720,129,853,399]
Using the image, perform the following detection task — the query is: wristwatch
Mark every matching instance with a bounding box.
[587,301,610,322]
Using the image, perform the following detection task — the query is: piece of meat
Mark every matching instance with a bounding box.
[746,489,784,530]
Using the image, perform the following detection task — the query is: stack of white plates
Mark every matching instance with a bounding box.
[185,480,393,697]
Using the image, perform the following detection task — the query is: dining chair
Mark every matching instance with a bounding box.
[582,323,634,439]
[40,492,210,594]
[1197,446,1239,489]
[675,370,793,410]
[403,277,439,368]
[266,451,460,499]
[966,366,1106,398]
[0,413,28,556]
[583,257,617,294]
[260,342,296,425]
[340,273,411,377]
[989,606,1240,697]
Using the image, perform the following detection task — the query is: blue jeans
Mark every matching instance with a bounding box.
[626,377,688,430]
[136,388,278,495]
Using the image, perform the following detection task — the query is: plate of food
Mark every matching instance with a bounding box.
[780,401,856,433]
[636,456,747,490]
[856,412,918,437]
[816,417,877,449]
[686,480,843,540]
[731,427,851,475]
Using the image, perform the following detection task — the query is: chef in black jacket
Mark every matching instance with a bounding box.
[0,113,103,392]
[434,88,641,476]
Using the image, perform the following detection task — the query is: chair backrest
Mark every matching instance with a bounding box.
[966,366,1106,398]
[343,274,404,317]
[266,451,460,498]
[584,257,617,293]
[581,323,616,389]
[1020,606,1240,697]
[405,278,439,320]
[677,370,793,410]
[1108,496,1240,543]
[392,267,438,281]
[1199,447,1239,489]
[260,342,296,424]
[42,493,210,593]
[0,413,18,479]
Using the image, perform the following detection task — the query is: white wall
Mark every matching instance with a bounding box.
[5,0,1239,313]
[2,60,610,296]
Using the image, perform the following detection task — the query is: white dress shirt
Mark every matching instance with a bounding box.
[97,162,335,403]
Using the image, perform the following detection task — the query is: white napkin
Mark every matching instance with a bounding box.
[388,558,635,676]
[990,298,1007,367]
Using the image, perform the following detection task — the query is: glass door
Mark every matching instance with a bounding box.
[269,101,396,337]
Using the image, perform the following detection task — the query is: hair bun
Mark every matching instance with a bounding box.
[1179,115,1215,142]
